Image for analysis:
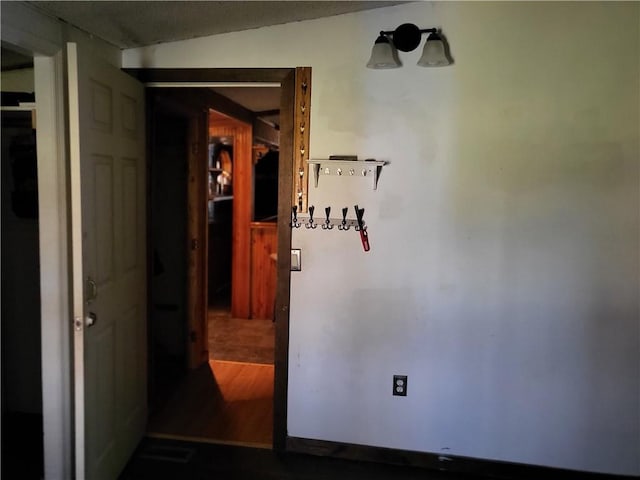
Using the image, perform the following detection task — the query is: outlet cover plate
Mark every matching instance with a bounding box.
[393,375,407,396]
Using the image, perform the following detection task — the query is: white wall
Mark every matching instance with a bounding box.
[124,2,640,475]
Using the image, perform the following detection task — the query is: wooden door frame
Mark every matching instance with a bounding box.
[127,68,299,451]
[208,111,253,320]
[187,110,211,368]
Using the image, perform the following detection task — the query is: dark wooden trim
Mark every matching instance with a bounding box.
[185,111,209,369]
[125,68,292,84]
[255,109,280,117]
[202,89,254,125]
[253,117,279,147]
[149,88,254,125]
[286,437,629,480]
[198,109,209,362]
[273,68,296,452]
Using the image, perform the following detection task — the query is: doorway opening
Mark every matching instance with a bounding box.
[145,84,282,448]
[0,48,44,478]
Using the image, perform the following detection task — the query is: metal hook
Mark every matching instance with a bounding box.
[354,205,370,252]
[338,207,350,231]
[322,206,333,230]
[354,205,365,231]
[306,205,317,229]
[290,205,301,228]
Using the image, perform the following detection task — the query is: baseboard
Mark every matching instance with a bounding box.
[285,436,632,480]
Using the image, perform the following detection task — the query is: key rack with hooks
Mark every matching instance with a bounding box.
[290,205,371,251]
[290,205,363,230]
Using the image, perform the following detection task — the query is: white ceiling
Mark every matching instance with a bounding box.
[28,1,407,49]
[10,1,406,121]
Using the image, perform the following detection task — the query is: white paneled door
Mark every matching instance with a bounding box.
[67,43,147,480]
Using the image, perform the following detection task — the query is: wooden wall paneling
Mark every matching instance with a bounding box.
[209,111,252,319]
[232,121,252,319]
[250,223,278,319]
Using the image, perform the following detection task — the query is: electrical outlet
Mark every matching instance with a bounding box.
[393,375,407,396]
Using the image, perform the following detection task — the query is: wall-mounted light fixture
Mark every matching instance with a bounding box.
[366,23,451,69]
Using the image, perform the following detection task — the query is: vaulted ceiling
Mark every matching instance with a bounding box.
[27,1,407,49]
[5,2,407,126]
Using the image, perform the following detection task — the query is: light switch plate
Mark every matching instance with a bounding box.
[291,249,301,271]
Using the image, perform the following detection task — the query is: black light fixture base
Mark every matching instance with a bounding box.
[370,23,446,69]
[392,23,422,52]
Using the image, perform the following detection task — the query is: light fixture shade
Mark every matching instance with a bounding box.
[366,35,401,69]
[417,33,450,67]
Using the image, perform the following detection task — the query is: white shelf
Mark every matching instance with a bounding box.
[307,159,386,190]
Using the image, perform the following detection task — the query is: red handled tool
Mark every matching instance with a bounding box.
[354,205,370,252]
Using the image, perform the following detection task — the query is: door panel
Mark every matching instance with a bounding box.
[68,42,146,480]
[122,159,139,271]
[93,156,115,284]
[86,324,116,466]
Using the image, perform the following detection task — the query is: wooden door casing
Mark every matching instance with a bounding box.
[187,110,210,369]
[209,111,253,320]
[125,67,308,451]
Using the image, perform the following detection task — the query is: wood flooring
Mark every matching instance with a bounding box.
[147,309,276,446]
[148,360,274,446]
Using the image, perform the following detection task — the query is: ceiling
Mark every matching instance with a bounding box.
[7,1,407,124]
[28,1,407,49]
